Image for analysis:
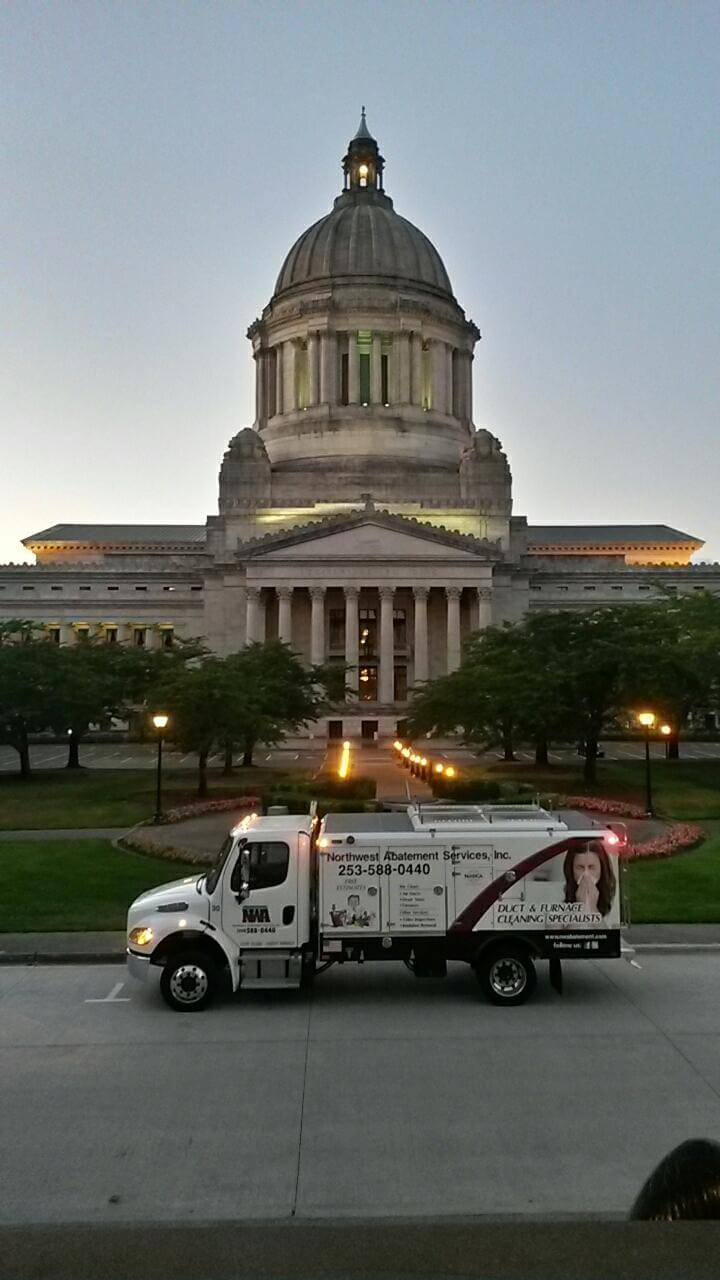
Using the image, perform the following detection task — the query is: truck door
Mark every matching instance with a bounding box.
[448,844,494,928]
[222,837,299,949]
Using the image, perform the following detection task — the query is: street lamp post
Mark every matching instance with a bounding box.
[637,711,656,817]
[660,723,672,760]
[152,713,169,824]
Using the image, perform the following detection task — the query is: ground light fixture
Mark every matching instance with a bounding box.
[338,739,352,780]
[637,711,656,817]
[152,713,170,824]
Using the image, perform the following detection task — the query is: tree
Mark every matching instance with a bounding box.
[0,623,62,777]
[222,642,342,767]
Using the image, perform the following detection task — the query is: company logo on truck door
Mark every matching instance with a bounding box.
[242,905,271,924]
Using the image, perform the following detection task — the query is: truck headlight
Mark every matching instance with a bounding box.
[129,926,154,947]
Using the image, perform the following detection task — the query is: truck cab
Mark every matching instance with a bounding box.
[127,811,315,1011]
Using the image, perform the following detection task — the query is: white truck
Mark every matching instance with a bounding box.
[126,803,627,1011]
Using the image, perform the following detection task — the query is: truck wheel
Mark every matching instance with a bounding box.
[160,949,216,1012]
[476,946,536,1007]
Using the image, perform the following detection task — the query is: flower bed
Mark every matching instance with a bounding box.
[553,795,647,819]
[154,796,261,825]
[625,822,704,861]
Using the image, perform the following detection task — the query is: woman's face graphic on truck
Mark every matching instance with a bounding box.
[572,850,602,884]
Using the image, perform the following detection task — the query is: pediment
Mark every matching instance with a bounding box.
[241,513,501,562]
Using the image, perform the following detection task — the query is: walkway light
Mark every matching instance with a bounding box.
[338,739,351,780]
[152,713,169,823]
[445,766,456,779]
[434,763,444,774]
[660,724,671,736]
[636,711,656,816]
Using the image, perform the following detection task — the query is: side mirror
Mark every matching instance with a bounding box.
[237,843,251,902]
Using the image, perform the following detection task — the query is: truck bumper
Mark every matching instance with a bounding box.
[126,948,151,982]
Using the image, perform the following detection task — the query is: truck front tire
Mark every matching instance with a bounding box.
[160,949,217,1012]
[476,945,536,1006]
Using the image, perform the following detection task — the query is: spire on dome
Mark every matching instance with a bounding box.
[343,108,384,193]
[353,106,375,142]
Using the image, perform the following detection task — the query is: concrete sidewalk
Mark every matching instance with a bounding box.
[1,924,720,963]
[0,829,129,841]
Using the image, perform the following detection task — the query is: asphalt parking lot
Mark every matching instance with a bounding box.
[2,955,720,1226]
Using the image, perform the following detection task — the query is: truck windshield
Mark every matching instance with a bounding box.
[204,835,235,895]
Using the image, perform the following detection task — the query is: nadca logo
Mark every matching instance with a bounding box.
[242,905,271,924]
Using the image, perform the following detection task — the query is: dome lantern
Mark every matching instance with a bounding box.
[342,107,384,192]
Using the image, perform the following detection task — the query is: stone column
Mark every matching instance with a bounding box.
[476,586,493,631]
[254,350,266,425]
[283,340,297,412]
[310,586,326,666]
[307,333,319,407]
[274,345,284,416]
[413,586,429,685]
[348,332,360,404]
[371,332,383,404]
[344,585,359,698]
[319,331,337,404]
[379,586,395,704]
[277,587,293,646]
[432,340,448,415]
[410,332,423,406]
[464,350,473,423]
[246,586,265,645]
[446,586,462,673]
[445,344,454,416]
[397,332,411,403]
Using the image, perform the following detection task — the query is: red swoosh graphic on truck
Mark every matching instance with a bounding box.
[448,835,591,934]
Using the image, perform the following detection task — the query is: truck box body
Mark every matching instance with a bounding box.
[318,807,623,959]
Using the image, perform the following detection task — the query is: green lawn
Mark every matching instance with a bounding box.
[483,759,720,820]
[0,839,197,932]
[0,767,299,830]
[626,831,720,923]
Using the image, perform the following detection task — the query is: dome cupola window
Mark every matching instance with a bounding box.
[343,107,385,193]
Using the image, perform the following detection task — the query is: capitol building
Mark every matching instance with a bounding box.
[3,114,717,740]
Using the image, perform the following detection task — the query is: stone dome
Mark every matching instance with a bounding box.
[274,189,454,301]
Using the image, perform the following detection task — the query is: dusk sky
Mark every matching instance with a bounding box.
[3,1,718,563]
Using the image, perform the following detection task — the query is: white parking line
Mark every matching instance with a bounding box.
[85,982,131,1004]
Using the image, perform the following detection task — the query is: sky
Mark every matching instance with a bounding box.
[2,0,719,563]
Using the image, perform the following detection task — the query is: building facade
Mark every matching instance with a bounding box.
[4,113,718,739]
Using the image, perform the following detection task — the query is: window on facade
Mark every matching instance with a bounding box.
[135,586,147,592]
[328,719,343,740]
[584,586,596,592]
[191,586,203,592]
[48,628,61,645]
[359,354,370,405]
[22,586,34,591]
[639,586,650,592]
[230,841,289,892]
[79,586,91,592]
[328,608,345,650]
[394,665,408,702]
[76,628,90,643]
[340,353,349,405]
[359,609,377,657]
[611,585,622,592]
[381,353,389,405]
[393,609,407,648]
[359,664,378,701]
[105,628,118,644]
[51,585,62,592]
[133,628,146,648]
[108,586,119,591]
[161,629,174,650]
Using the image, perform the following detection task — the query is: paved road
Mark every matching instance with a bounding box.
[4,739,720,772]
[2,956,720,1225]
